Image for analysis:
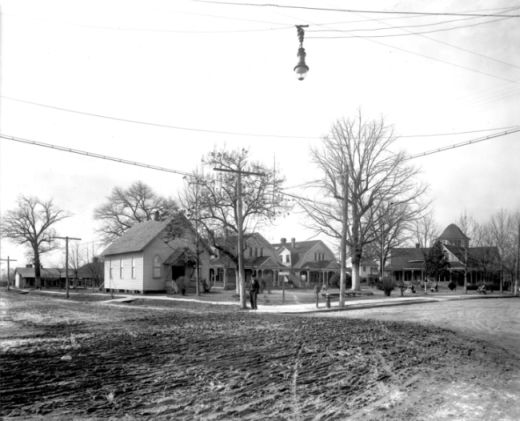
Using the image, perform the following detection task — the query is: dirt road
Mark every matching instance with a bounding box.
[315,297,520,419]
[1,292,519,420]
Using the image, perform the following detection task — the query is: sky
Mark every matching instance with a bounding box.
[1,0,519,270]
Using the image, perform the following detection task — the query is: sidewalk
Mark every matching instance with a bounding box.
[102,291,514,314]
[14,288,516,314]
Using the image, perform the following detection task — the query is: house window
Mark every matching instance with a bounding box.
[249,248,252,258]
[131,257,136,279]
[254,248,258,257]
[109,259,113,279]
[260,248,263,257]
[285,254,290,264]
[119,258,123,279]
[153,256,161,278]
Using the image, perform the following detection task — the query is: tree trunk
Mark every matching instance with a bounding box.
[352,261,361,291]
[338,225,348,307]
[34,249,41,289]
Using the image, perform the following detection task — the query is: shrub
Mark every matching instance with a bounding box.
[377,277,394,296]
[448,281,457,291]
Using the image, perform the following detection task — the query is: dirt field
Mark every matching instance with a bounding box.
[1,291,519,420]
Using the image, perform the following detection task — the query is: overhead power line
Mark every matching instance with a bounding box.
[0,134,192,176]
[1,96,317,140]
[405,127,520,160]
[2,95,517,140]
[194,1,520,18]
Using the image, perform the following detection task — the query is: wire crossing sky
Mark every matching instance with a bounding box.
[0,0,518,267]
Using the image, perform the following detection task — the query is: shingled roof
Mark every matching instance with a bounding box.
[272,240,325,267]
[438,223,469,242]
[102,219,170,256]
[386,247,429,270]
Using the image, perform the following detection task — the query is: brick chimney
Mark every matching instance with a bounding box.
[280,238,287,245]
[415,243,420,248]
[154,210,160,221]
[291,238,296,248]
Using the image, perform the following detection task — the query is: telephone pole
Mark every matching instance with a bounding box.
[213,166,266,310]
[187,176,204,296]
[516,219,520,296]
[0,257,17,291]
[54,236,81,298]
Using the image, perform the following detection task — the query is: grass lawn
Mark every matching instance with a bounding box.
[1,289,519,420]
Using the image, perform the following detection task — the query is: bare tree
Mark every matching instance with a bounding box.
[413,211,440,248]
[486,209,519,290]
[180,148,287,309]
[1,196,69,288]
[94,181,178,243]
[370,200,424,279]
[301,113,427,297]
[457,210,486,246]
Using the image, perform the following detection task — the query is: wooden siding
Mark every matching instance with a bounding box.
[104,254,144,291]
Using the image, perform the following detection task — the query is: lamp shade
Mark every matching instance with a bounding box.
[294,47,309,81]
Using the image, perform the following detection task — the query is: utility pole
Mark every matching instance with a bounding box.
[338,172,349,308]
[464,246,468,294]
[516,219,520,297]
[54,236,81,298]
[187,177,203,296]
[0,257,17,291]
[213,166,265,310]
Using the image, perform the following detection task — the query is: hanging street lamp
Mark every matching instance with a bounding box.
[294,25,309,80]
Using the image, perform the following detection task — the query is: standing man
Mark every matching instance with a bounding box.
[314,283,321,308]
[250,277,260,309]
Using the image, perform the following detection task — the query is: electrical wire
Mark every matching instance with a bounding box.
[307,15,513,38]
[0,133,192,177]
[3,96,518,140]
[357,35,518,84]
[405,127,520,160]
[193,1,520,18]
[1,96,317,140]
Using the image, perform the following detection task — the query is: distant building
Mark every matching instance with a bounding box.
[273,237,339,287]
[386,223,501,285]
[14,267,66,289]
[346,257,379,280]
[102,216,212,293]
[209,232,283,289]
[77,257,104,288]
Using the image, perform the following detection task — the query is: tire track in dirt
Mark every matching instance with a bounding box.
[291,342,304,421]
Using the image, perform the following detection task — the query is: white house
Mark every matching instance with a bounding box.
[102,216,211,293]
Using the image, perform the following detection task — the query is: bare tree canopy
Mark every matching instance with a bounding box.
[301,112,427,296]
[413,211,440,248]
[1,196,69,287]
[94,181,178,243]
[180,148,287,309]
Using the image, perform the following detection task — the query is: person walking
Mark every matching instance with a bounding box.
[249,277,260,310]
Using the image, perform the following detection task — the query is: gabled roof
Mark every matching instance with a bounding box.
[164,248,197,265]
[439,224,469,242]
[102,219,171,256]
[444,244,500,267]
[387,247,429,270]
[272,239,332,268]
[14,267,65,279]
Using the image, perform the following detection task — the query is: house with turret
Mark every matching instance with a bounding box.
[385,223,501,286]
